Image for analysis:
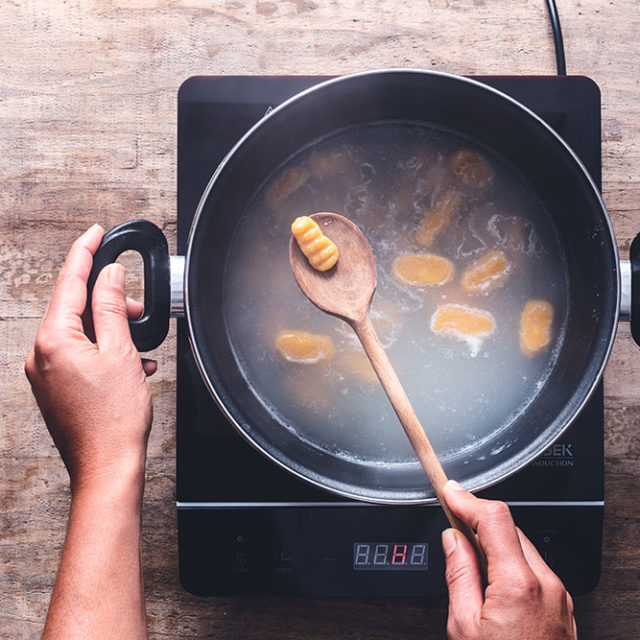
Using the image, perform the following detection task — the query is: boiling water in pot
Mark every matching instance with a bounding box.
[224,123,569,465]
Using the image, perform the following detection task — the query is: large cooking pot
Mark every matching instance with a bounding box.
[88,69,640,503]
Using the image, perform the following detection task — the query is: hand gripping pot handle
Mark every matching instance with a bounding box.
[87,219,170,352]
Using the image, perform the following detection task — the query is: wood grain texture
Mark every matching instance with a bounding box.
[1,1,639,638]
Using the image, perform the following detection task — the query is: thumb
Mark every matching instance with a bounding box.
[442,528,483,639]
[92,263,133,352]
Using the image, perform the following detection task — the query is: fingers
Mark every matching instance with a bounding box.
[127,297,144,320]
[443,480,531,583]
[442,528,483,637]
[83,296,143,342]
[44,224,104,331]
[570,594,578,638]
[24,347,37,384]
[142,359,157,377]
[516,527,561,584]
[516,527,575,622]
[92,263,133,353]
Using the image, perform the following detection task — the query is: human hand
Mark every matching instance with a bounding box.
[442,480,577,640]
[25,224,157,494]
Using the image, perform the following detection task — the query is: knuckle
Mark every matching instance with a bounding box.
[24,351,36,381]
[31,322,74,372]
[565,590,574,612]
[102,337,139,363]
[93,298,127,318]
[543,573,566,595]
[445,560,473,588]
[446,616,473,640]
[508,574,542,602]
[56,267,81,291]
[32,331,58,365]
[121,341,139,361]
[484,500,511,521]
[446,619,460,640]
[544,575,573,614]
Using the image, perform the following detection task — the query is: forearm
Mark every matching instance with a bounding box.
[42,468,148,640]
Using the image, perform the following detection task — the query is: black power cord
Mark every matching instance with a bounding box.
[545,0,567,75]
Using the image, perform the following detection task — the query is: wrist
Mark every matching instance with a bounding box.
[70,452,147,505]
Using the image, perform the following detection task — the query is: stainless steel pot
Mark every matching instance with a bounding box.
[89,70,639,503]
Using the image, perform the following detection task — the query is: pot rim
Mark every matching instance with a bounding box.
[183,69,620,504]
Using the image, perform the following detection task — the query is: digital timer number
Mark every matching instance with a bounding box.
[353,542,429,571]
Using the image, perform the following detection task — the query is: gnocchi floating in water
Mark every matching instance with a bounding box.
[336,349,379,384]
[393,253,454,286]
[405,144,439,172]
[448,148,494,189]
[291,215,339,271]
[488,214,527,252]
[415,191,460,247]
[265,165,310,209]
[520,300,554,357]
[309,146,359,178]
[225,122,568,465]
[431,303,496,357]
[275,330,335,364]
[461,250,511,294]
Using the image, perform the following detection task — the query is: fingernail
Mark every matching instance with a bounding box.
[442,529,458,558]
[445,479,465,491]
[86,223,103,235]
[108,263,126,290]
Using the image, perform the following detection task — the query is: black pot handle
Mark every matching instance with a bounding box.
[630,233,640,347]
[87,219,170,352]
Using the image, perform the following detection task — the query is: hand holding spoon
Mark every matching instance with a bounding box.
[289,212,487,573]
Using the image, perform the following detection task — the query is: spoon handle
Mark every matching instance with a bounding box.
[352,314,488,575]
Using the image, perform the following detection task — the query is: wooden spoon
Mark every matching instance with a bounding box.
[290,212,487,573]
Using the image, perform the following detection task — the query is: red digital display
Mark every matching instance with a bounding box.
[353,542,428,570]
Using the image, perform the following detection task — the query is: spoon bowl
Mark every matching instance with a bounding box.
[289,212,376,324]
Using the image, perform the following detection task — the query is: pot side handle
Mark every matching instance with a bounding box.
[630,233,640,346]
[87,219,170,352]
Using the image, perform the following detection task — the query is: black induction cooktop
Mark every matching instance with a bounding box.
[176,75,603,596]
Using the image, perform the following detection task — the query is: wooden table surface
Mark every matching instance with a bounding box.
[2,1,639,638]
